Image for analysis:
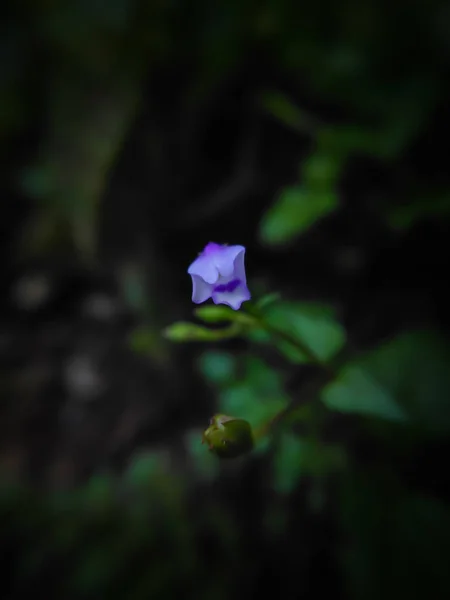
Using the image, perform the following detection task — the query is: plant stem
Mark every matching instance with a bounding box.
[243,305,335,442]
[262,321,336,378]
[244,304,336,379]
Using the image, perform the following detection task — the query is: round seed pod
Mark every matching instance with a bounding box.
[202,414,254,459]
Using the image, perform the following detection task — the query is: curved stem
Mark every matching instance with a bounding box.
[244,304,336,379]
[261,320,336,378]
[243,305,335,443]
[252,405,293,442]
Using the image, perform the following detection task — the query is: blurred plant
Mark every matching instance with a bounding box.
[3,1,450,598]
[161,231,450,600]
[165,242,450,508]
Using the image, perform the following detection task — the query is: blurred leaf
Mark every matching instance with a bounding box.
[124,453,160,488]
[260,90,316,134]
[272,432,304,494]
[323,366,408,422]
[185,429,219,482]
[255,293,281,310]
[317,124,403,161]
[220,384,286,442]
[163,321,240,342]
[195,305,256,327]
[83,475,116,512]
[387,192,450,230]
[273,433,347,495]
[317,125,375,158]
[252,301,346,364]
[303,152,343,191]
[218,357,289,433]
[246,356,287,396]
[198,351,236,385]
[318,99,433,162]
[323,330,450,432]
[259,185,337,246]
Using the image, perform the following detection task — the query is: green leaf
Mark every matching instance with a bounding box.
[259,185,337,246]
[124,453,160,488]
[255,293,281,311]
[252,301,346,364]
[163,321,239,342]
[386,192,450,230]
[317,125,369,158]
[323,330,450,432]
[273,434,347,495]
[303,152,343,191]
[198,351,236,386]
[317,124,406,161]
[323,366,408,422]
[200,355,290,455]
[220,384,287,433]
[219,357,289,433]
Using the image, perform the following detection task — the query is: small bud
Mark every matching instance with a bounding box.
[202,414,254,459]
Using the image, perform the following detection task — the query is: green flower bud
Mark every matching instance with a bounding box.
[202,414,254,459]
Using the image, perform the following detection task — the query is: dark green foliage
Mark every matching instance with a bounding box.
[1,0,450,599]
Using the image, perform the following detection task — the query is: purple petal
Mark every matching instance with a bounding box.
[232,248,248,284]
[187,255,219,284]
[191,275,213,304]
[203,242,222,254]
[212,283,251,310]
[188,243,250,309]
[212,245,246,278]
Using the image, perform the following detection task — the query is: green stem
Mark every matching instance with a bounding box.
[252,405,292,442]
[244,304,335,378]
[262,321,335,378]
[243,305,334,443]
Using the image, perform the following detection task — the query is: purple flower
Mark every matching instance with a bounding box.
[188,242,251,310]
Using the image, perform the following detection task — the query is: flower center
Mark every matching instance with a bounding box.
[213,278,241,293]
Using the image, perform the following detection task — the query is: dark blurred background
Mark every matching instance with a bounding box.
[1,1,450,599]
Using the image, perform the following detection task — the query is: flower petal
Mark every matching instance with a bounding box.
[232,247,248,284]
[191,275,213,304]
[213,245,246,278]
[187,256,219,284]
[212,283,251,310]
